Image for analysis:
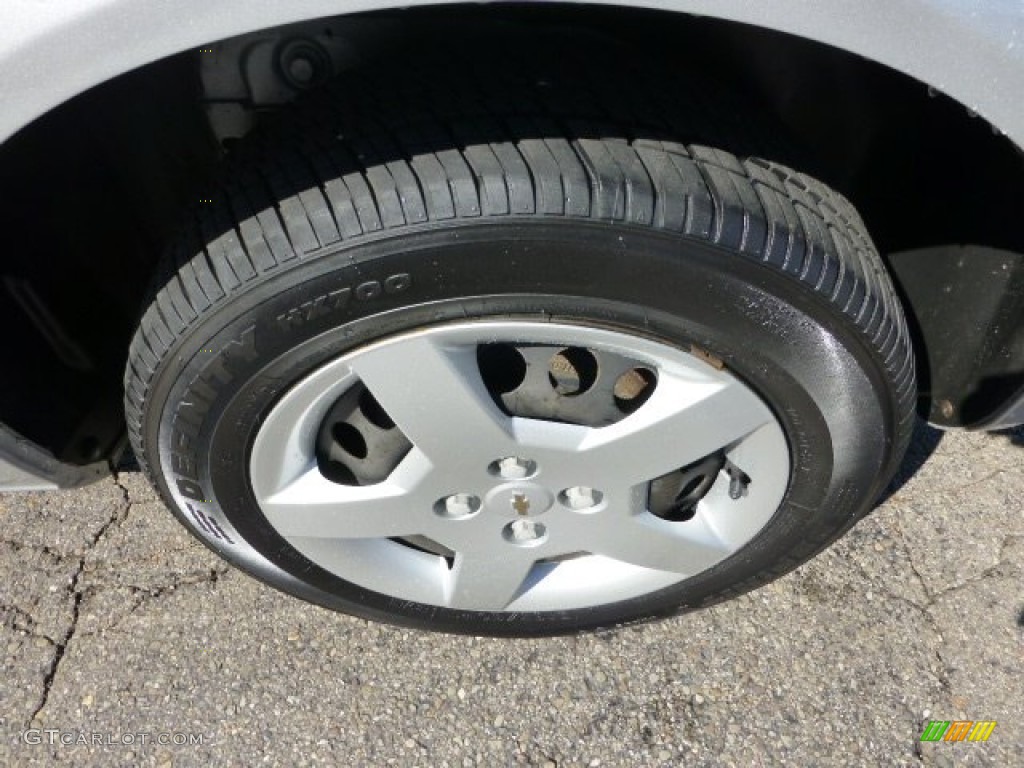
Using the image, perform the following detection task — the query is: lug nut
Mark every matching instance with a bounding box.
[490,457,536,480]
[437,493,480,519]
[503,519,547,545]
[560,486,602,511]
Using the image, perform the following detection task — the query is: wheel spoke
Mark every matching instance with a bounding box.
[576,373,773,486]
[347,333,514,462]
[445,550,539,611]
[579,513,731,575]
[260,457,430,540]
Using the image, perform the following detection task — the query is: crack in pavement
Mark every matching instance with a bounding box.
[20,473,232,728]
[78,567,229,639]
[2,540,78,650]
[894,515,935,605]
[2,601,58,645]
[841,555,953,704]
[878,525,1023,763]
[25,473,133,727]
[894,512,1019,607]
[0,538,65,563]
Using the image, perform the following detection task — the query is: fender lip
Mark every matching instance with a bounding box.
[0,422,109,491]
[966,386,1024,431]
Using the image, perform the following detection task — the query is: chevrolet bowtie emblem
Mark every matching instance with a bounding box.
[511,494,531,516]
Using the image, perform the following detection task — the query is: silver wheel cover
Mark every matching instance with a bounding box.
[250,321,790,612]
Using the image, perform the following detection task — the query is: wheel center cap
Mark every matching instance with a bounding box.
[485,483,554,518]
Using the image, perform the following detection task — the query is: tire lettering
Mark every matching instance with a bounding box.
[275,273,412,330]
[168,323,259,526]
[176,477,204,501]
[228,325,259,363]
[171,452,196,478]
[187,375,219,403]
[171,426,192,453]
[355,281,382,300]
[186,503,235,544]
[384,273,412,293]
[186,502,217,536]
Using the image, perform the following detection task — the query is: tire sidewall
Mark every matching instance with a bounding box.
[142,220,895,634]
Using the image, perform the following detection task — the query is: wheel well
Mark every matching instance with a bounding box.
[0,4,1021,465]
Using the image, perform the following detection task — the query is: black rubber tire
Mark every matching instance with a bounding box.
[124,50,915,635]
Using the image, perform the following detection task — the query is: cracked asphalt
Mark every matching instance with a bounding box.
[0,420,1021,767]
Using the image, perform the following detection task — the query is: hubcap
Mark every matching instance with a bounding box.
[249,321,790,612]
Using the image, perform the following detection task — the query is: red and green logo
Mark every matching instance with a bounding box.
[920,720,997,742]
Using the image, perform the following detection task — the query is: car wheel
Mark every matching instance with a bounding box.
[124,62,914,635]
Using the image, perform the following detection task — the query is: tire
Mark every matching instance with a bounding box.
[124,51,915,636]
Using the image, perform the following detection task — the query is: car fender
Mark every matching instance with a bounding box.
[1,0,1023,150]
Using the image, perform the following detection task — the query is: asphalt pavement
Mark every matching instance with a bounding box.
[1,420,1021,767]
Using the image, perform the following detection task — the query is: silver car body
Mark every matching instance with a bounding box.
[1,0,1023,151]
